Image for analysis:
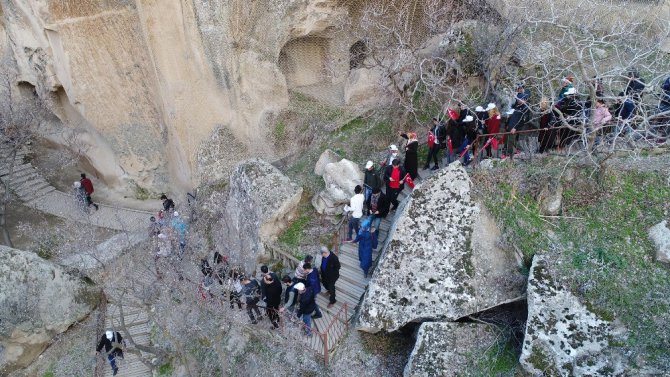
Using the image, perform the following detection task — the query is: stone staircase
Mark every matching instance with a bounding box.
[0,144,152,231]
[103,304,152,377]
[0,145,56,203]
[307,189,410,357]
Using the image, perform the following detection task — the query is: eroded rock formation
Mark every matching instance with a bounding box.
[311,157,363,216]
[358,163,523,333]
[404,322,499,377]
[0,246,101,374]
[520,254,623,376]
[223,159,302,274]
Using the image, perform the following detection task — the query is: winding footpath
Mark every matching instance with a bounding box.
[0,145,151,232]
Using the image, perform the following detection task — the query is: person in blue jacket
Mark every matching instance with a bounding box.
[351,217,373,278]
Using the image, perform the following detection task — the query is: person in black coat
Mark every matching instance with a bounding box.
[96,330,124,375]
[537,100,558,153]
[319,246,341,308]
[240,276,263,324]
[558,90,582,149]
[367,187,390,249]
[262,273,283,328]
[400,132,419,179]
[295,283,317,336]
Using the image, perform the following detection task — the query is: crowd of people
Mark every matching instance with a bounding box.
[197,246,341,337]
[93,72,670,375]
[410,72,670,169]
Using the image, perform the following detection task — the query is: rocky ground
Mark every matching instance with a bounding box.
[472,153,670,375]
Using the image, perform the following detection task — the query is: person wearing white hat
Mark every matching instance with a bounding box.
[363,160,381,205]
[96,329,124,375]
[558,75,575,101]
[73,181,88,213]
[382,144,400,167]
[294,281,318,336]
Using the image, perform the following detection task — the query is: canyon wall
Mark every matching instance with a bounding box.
[0,0,361,196]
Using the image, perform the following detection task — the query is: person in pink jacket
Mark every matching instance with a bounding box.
[592,98,612,133]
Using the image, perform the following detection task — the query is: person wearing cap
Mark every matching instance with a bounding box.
[344,185,365,241]
[399,131,419,179]
[382,144,400,166]
[73,181,88,213]
[240,275,263,324]
[319,246,340,308]
[475,105,489,134]
[383,159,406,210]
[423,118,442,171]
[363,161,381,207]
[96,330,124,375]
[459,115,476,165]
[557,76,575,101]
[294,255,313,282]
[170,211,187,256]
[294,282,318,336]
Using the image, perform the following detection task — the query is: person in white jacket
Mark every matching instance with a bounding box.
[344,185,365,241]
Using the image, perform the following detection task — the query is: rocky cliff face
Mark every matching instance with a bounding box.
[0,0,368,195]
[0,246,101,374]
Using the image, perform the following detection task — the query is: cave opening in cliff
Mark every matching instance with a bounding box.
[278,36,330,88]
[349,40,368,70]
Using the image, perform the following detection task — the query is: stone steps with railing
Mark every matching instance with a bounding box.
[0,144,152,231]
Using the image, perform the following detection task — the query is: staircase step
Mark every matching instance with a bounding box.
[12,176,48,193]
[20,185,55,202]
[10,172,41,188]
[0,163,32,177]
[16,181,50,197]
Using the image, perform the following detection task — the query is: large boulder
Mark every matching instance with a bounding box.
[537,181,563,216]
[358,163,523,333]
[313,149,341,176]
[312,159,364,215]
[0,247,101,374]
[404,322,499,377]
[520,254,623,376]
[224,159,303,273]
[648,220,670,263]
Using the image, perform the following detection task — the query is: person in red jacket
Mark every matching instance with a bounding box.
[80,173,99,211]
